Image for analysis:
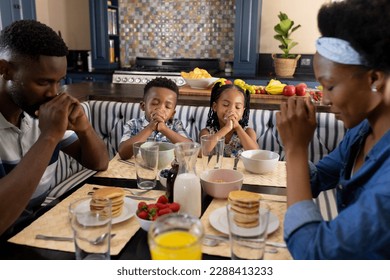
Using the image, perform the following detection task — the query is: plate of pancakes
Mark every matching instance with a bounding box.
[209,190,279,235]
[209,207,279,236]
[88,187,138,224]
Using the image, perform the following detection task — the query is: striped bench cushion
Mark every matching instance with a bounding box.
[42,168,97,206]
[87,100,142,158]
[314,189,338,221]
[267,111,346,163]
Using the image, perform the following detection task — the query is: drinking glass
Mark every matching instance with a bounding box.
[226,202,270,260]
[201,134,225,171]
[133,141,159,190]
[69,197,112,260]
[148,213,204,260]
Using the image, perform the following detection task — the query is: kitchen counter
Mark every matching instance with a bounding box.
[216,72,318,87]
[64,82,330,112]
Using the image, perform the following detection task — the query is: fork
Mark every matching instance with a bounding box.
[117,159,135,166]
[90,187,155,201]
[87,191,155,201]
[92,186,151,196]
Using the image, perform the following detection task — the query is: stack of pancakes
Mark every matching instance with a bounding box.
[90,187,125,217]
[228,190,262,228]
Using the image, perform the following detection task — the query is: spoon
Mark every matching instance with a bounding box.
[202,237,278,254]
[233,156,239,170]
[35,233,116,245]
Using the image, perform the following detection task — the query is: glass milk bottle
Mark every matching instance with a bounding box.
[173,142,202,218]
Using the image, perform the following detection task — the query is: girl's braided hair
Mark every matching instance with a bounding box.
[205,81,251,130]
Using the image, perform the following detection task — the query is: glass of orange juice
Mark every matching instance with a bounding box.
[148,213,204,260]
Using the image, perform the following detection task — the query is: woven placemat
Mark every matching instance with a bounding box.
[94,154,137,179]
[8,184,164,256]
[200,195,292,260]
[221,157,286,187]
[95,154,287,188]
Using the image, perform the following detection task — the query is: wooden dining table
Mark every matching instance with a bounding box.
[0,155,291,260]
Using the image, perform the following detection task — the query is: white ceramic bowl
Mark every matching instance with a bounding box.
[158,169,169,188]
[141,142,175,169]
[200,169,244,199]
[240,150,280,174]
[135,214,153,231]
[183,77,219,89]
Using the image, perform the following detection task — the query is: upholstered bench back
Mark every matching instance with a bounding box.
[249,109,346,163]
[49,100,345,220]
[53,100,346,187]
[82,100,345,163]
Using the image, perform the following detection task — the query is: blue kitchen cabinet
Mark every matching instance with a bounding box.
[233,0,262,76]
[0,0,36,30]
[89,0,120,70]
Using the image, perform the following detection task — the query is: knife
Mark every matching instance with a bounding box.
[126,195,155,201]
[36,234,74,242]
[204,234,287,248]
[35,233,116,242]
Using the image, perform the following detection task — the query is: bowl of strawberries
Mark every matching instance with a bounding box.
[135,195,180,231]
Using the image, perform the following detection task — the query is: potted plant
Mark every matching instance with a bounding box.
[272,12,302,77]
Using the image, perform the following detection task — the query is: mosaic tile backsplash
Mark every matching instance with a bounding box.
[119,0,235,67]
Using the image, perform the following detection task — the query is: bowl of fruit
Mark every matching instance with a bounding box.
[135,195,181,231]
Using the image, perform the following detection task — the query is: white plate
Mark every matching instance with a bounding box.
[75,197,138,225]
[209,206,279,235]
[113,197,138,224]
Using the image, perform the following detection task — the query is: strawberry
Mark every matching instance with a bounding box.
[148,207,158,218]
[147,204,157,211]
[158,208,173,216]
[155,202,169,210]
[138,201,147,211]
[168,202,180,212]
[157,195,169,204]
[137,210,149,220]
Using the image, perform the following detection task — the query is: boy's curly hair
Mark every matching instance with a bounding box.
[206,81,251,130]
[0,20,68,59]
[143,77,179,100]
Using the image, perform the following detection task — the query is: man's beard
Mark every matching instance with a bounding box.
[9,91,43,119]
[21,103,41,119]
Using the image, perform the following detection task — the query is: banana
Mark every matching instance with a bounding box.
[215,78,227,84]
[234,79,246,87]
[265,79,286,95]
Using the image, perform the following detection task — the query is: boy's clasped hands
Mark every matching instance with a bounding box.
[149,109,168,131]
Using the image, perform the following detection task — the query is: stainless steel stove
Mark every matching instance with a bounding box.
[112,70,186,86]
[112,57,220,86]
